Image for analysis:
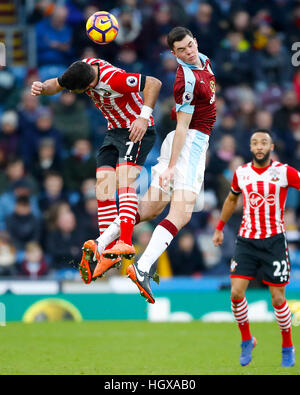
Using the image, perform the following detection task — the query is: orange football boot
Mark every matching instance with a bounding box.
[103,240,136,260]
[79,240,122,283]
[92,254,122,278]
[79,240,100,284]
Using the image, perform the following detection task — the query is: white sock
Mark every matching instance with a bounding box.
[137,220,178,273]
[96,217,121,255]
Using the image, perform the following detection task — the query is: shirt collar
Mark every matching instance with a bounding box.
[176,52,207,70]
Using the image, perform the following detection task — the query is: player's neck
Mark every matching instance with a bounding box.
[91,65,100,88]
[252,159,272,169]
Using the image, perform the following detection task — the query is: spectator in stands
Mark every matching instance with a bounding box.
[114,5,142,46]
[17,88,43,130]
[273,90,300,135]
[137,3,174,64]
[254,35,293,92]
[208,134,236,177]
[188,2,221,59]
[0,157,38,195]
[0,68,20,111]
[285,3,300,50]
[214,30,254,88]
[35,5,73,66]
[63,138,96,192]
[51,90,90,150]
[115,45,145,75]
[45,205,85,268]
[215,155,244,206]
[230,10,252,42]
[212,111,239,144]
[27,0,56,25]
[252,20,276,51]
[20,107,63,168]
[156,51,178,99]
[38,171,68,213]
[31,138,62,184]
[197,209,231,274]
[0,178,40,231]
[0,111,20,165]
[168,229,206,276]
[19,241,48,279]
[0,231,17,276]
[6,195,42,251]
[158,97,177,142]
[75,192,98,241]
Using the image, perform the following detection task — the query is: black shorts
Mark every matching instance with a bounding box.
[230,233,291,286]
[96,127,156,170]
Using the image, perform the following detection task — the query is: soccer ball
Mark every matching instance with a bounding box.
[86,11,119,45]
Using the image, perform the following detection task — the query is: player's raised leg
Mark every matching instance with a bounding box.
[103,164,140,259]
[97,185,170,258]
[269,285,295,367]
[127,190,195,303]
[79,167,121,283]
[231,277,257,366]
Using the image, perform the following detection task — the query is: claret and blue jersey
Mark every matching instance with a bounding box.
[173,52,217,136]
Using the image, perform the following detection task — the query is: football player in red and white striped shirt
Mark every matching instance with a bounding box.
[31,58,161,284]
[213,129,297,367]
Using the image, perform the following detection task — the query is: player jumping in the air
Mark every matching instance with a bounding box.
[31,58,161,285]
[122,26,217,303]
[213,129,297,368]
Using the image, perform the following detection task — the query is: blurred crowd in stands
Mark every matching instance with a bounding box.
[1,0,300,281]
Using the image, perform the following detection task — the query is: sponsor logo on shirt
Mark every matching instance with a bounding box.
[249,192,275,208]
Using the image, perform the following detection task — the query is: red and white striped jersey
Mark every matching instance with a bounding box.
[231,161,300,239]
[82,57,154,130]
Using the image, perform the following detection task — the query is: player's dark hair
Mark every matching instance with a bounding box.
[251,129,273,142]
[167,26,193,50]
[58,61,96,91]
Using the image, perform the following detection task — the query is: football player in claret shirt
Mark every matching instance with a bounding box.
[213,129,298,368]
[123,26,217,303]
[31,58,161,284]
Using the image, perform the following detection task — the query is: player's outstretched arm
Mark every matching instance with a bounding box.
[142,76,162,110]
[129,76,162,143]
[213,191,239,246]
[31,78,65,96]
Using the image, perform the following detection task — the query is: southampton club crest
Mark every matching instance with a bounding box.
[269,167,280,182]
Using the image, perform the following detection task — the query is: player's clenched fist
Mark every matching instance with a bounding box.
[212,229,224,246]
[31,81,44,96]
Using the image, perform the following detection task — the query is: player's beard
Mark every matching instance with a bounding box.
[252,150,271,166]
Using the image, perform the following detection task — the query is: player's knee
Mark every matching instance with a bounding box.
[95,178,115,200]
[271,293,285,307]
[231,287,245,301]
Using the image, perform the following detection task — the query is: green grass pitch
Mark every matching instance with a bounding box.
[0,321,299,375]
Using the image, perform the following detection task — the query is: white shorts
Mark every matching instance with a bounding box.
[150,129,209,212]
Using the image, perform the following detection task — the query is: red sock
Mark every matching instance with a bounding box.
[97,199,118,249]
[273,300,293,348]
[118,187,138,245]
[231,297,252,341]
